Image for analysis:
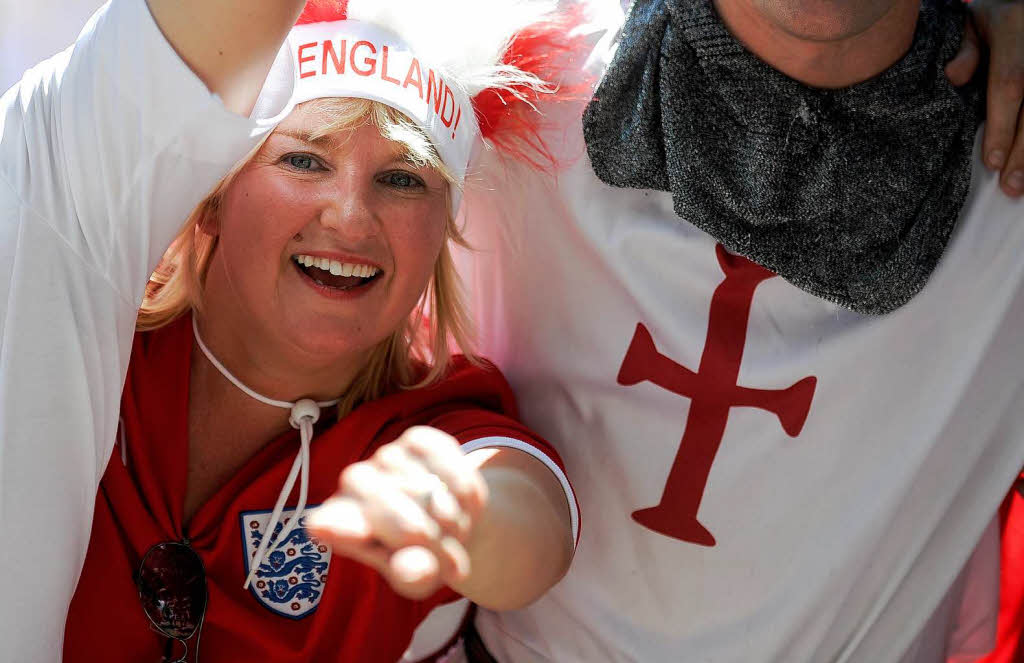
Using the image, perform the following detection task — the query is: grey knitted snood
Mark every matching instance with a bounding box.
[583,0,984,315]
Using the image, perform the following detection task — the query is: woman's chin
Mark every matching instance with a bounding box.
[279,320,385,365]
[270,272,413,365]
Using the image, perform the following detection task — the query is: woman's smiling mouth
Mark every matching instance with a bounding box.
[292,254,382,293]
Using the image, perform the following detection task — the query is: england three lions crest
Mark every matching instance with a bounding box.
[240,505,332,619]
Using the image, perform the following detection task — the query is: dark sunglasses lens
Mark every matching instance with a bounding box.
[136,543,207,640]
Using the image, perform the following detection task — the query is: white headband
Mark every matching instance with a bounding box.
[252,20,480,205]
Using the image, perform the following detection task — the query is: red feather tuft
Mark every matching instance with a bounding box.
[473,4,593,172]
[295,0,348,25]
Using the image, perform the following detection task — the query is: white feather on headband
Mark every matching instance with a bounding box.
[344,0,558,97]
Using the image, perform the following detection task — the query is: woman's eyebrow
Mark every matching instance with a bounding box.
[273,128,334,146]
[273,128,419,164]
[389,152,421,165]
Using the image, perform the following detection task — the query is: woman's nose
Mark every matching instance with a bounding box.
[316,183,379,239]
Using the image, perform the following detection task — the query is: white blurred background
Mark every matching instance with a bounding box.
[1,0,106,92]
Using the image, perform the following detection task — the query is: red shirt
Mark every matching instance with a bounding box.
[977,478,1024,663]
[63,315,570,662]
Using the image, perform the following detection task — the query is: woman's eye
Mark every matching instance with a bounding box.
[381,171,423,189]
[285,154,320,170]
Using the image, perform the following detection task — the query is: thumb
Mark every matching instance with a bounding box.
[946,18,981,87]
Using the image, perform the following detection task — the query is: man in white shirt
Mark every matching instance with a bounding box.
[457,0,1024,661]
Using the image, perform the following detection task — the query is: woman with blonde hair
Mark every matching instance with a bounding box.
[1,0,581,660]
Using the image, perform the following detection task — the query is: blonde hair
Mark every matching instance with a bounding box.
[138,98,477,417]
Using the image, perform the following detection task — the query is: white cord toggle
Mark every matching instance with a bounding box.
[289,398,321,428]
[190,317,339,591]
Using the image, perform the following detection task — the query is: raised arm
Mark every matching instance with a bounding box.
[146,0,305,116]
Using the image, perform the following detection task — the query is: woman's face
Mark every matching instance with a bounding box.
[206,102,449,366]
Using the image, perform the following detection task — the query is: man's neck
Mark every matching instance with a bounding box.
[712,0,921,88]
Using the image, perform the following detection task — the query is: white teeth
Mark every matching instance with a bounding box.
[294,255,379,279]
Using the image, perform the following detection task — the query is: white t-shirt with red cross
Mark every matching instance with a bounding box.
[454,4,1024,661]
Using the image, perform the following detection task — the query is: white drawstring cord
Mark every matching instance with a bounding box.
[191,317,339,590]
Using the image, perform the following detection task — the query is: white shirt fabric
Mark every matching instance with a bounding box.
[0,1,277,659]
[455,3,1024,661]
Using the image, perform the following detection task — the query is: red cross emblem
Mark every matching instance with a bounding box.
[618,245,817,546]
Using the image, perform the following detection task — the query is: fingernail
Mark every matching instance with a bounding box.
[989,150,1007,169]
[1008,171,1024,193]
[429,487,460,523]
[440,536,471,579]
[396,561,429,583]
[394,546,437,582]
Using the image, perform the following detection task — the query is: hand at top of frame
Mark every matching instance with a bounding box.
[947,0,1024,197]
